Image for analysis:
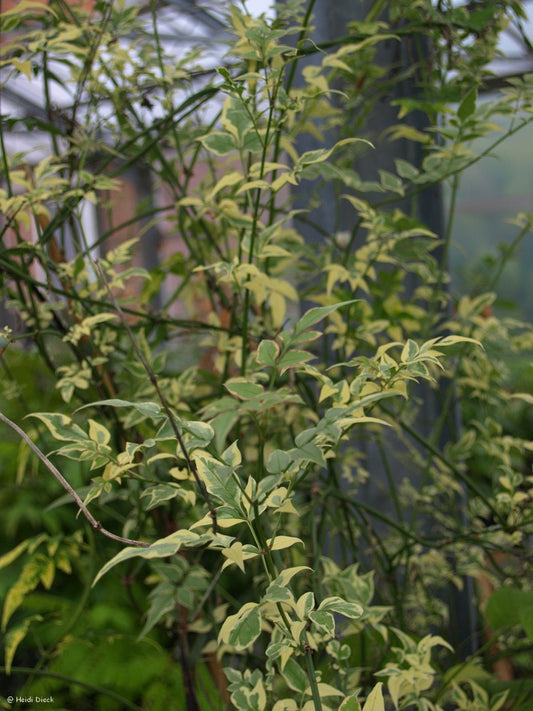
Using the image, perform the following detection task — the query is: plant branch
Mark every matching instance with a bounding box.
[94,261,218,533]
[382,405,504,525]
[0,411,149,548]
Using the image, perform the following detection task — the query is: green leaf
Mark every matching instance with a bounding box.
[222,95,255,145]
[0,540,31,570]
[281,657,307,694]
[400,339,419,363]
[277,349,314,371]
[294,300,358,337]
[2,557,45,630]
[379,169,404,195]
[435,335,481,348]
[466,7,496,31]
[272,566,311,587]
[296,138,370,170]
[318,595,364,619]
[221,542,246,573]
[219,602,262,650]
[262,567,310,609]
[138,585,176,640]
[93,530,211,585]
[267,535,303,552]
[256,339,280,367]
[88,419,111,446]
[230,673,267,711]
[199,131,237,156]
[263,581,294,605]
[394,159,419,179]
[486,588,533,641]
[308,609,335,636]
[75,399,163,419]
[296,591,315,620]
[266,449,292,474]
[210,410,241,454]
[339,692,361,711]
[457,87,477,122]
[28,412,88,442]
[315,683,344,698]
[208,171,243,201]
[225,378,265,400]
[141,483,193,511]
[4,615,42,675]
[442,662,492,687]
[194,453,241,506]
[291,441,325,467]
[221,440,242,467]
[182,420,215,449]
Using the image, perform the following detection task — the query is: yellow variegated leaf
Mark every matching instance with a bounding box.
[296,591,315,621]
[275,498,299,516]
[339,692,361,711]
[178,196,203,207]
[319,382,338,403]
[2,558,43,630]
[314,683,344,697]
[188,618,212,633]
[4,615,42,675]
[273,700,298,711]
[12,58,32,79]
[250,161,288,176]
[362,682,385,711]
[215,517,248,529]
[280,644,295,670]
[190,513,215,529]
[273,567,311,588]
[39,557,55,590]
[222,440,242,467]
[93,530,211,585]
[236,179,271,194]
[88,419,111,447]
[267,535,304,551]
[289,619,306,644]
[270,292,286,329]
[221,542,246,573]
[0,540,31,570]
[208,171,243,201]
[218,602,261,650]
[271,172,299,191]
[258,245,292,258]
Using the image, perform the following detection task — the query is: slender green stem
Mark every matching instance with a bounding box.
[427,171,460,331]
[304,642,323,711]
[377,435,405,524]
[364,0,388,22]
[382,405,504,524]
[0,119,14,196]
[240,62,280,374]
[267,0,316,226]
[487,220,532,293]
[373,114,533,214]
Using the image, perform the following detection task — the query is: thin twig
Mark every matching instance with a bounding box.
[0,411,149,548]
[94,261,218,533]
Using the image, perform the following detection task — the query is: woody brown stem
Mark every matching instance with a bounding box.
[0,411,149,548]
